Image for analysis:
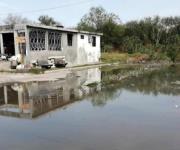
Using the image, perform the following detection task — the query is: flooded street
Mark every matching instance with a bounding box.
[0,65,180,150]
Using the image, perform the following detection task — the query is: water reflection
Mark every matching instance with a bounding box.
[90,65,180,106]
[0,65,179,119]
[124,66,180,95]
[0,65,180,150]
[0,68,101,119]
[101,65,180,96]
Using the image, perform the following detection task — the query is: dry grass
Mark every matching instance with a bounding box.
[175,53,180,62]
[101,52,149,63]
[101,52,128,63]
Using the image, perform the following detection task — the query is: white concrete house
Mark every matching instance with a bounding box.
[0,24,102,67]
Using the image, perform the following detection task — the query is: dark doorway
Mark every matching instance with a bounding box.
[7,85,18,105]
[0,87,5,105]
[2,33,15,56]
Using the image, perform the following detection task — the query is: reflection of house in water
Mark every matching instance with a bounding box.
[0,68,101,119]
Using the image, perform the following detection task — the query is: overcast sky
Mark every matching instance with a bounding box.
[0,0,179,26]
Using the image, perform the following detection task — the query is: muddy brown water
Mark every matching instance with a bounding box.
[0,65,180,150]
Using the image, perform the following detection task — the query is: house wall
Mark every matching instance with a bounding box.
[77,34,101,65]
[23,26,101,67]
[27,31,79,66]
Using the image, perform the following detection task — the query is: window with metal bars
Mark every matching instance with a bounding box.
[29,29,45,51]
[48,31,62,51]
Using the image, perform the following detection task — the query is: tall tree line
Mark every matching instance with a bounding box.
[77,7,180,62]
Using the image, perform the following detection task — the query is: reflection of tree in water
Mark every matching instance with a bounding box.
[119,66,180,96]
[90,65,180,107]
[89,84,122,107]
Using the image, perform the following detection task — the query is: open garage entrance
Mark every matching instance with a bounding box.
[2,33,15,56]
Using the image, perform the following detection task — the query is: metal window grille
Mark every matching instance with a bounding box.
[48,31,61,50]
[29,29,45,51]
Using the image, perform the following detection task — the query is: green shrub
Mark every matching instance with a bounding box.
[28,68,45,74]
[101,52,128,63]
[175,52,180,62]
[103,45,114,52]
[150,52,170,61]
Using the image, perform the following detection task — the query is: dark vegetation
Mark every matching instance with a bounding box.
[38,15,62,26]
[77,7,180,63]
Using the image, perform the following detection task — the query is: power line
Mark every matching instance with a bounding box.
[0,0,94,15]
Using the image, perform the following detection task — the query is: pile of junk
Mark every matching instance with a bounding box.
[0,54,11,61]
[32,56,68,69]
[0,54,68,70]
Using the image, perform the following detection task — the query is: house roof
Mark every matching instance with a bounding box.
[0,25,14,33]
[25,24,103,36]
[0,24,103,36]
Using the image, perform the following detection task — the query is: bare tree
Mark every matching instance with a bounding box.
[4,14,32,26]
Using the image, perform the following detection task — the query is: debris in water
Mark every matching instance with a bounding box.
[171,81,180,85]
